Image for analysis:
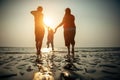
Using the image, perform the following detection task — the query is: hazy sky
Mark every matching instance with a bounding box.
[0,0,120,47]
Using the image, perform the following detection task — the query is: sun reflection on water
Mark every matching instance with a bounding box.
[41,48,51,53]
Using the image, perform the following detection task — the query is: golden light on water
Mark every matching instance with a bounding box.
[41,48,51,53]
[63,71,69,77]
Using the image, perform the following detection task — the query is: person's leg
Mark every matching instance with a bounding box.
[36,39,42,59]
[71,28,76,59]
[64,29,71,60]
[35,34,40,59]
[38,30,45,59]
[36,41,39,58]
[51,41,54,51]
[47,41,49,48]
[38,41,42,59]
[67,45,70,59]
[72,44,75,59]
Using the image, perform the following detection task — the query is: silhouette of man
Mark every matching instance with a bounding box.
[47,27,54,51]
[55,8,76,59]
[31,6,45,59]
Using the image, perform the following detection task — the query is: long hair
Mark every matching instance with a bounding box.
[65,8,71,16]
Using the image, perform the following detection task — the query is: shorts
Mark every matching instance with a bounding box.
[64,28,76,46]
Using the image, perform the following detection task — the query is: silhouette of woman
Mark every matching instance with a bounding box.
[31,6,45,59]
[55,8,76,59]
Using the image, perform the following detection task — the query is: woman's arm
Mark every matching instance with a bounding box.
[55,21,63,33]
[56,22,63,29]
[54,22,62,33]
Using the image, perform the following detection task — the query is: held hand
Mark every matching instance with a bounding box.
[54,28,57,33]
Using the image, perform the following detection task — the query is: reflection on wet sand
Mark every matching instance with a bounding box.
[60,58,84,80]
[33,64,54,80]
[33,49,83,80]
[1,48,119,80]
[33,49,55,80]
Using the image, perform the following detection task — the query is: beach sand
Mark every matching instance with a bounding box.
[0,50,120,80]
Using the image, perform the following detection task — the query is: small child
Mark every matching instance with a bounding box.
[47,27,54,51]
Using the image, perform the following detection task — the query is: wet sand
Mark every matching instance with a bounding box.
[0,51,120,80]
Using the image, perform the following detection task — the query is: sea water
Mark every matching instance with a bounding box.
[0,47,120,53]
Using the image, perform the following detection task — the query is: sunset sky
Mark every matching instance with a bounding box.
[0,0,120,47]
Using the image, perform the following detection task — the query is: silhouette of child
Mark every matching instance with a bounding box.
[47,27,54,51]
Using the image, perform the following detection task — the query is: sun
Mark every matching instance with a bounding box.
[44,17,54,29]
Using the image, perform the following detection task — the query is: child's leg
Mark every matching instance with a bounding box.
[51,42,54,51]
[47,41,49,48]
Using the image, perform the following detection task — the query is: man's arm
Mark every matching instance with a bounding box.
[31,11,36,15]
